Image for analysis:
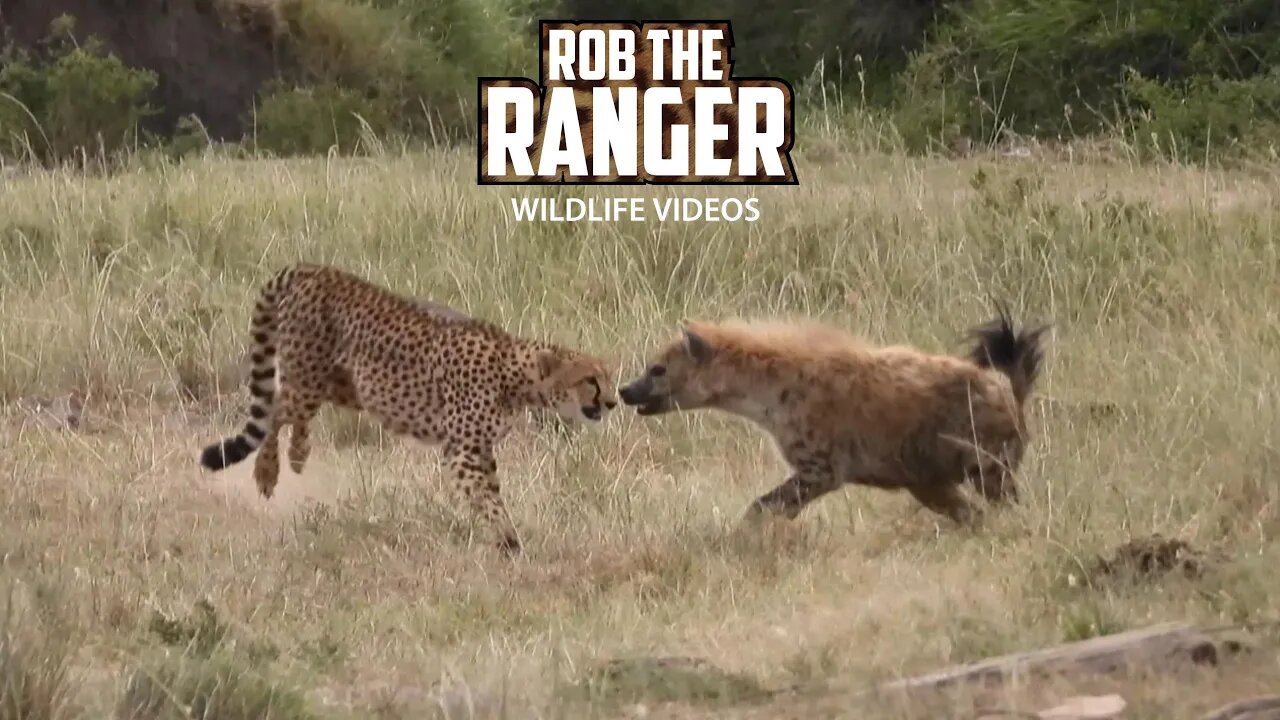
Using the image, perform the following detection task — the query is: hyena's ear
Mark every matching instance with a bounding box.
[682,326,715,365]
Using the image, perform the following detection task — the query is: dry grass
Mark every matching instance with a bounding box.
[1,135,1278,719]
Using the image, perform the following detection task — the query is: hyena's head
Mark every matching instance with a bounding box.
[535,349,619,424]
[619,323,724,416]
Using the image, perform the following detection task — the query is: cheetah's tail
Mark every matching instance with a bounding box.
[199,266,297,471]
[965,302,1052,407]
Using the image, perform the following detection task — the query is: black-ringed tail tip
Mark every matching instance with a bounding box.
[195,265,289,473]
[199,437,254,471]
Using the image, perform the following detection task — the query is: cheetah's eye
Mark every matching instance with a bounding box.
[649,365,666,377]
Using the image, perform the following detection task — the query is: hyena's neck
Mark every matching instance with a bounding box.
[707,359,795,435]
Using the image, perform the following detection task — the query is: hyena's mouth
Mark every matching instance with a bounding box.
[634,397,671,416]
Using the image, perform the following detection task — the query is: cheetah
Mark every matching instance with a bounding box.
[618,310,1049,526]
[407,297,579,438]
[198,263,619,553]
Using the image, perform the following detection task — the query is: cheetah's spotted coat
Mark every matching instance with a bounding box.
[198,264,618,553]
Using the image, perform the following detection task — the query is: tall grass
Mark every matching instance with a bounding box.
[0,129,1278,716]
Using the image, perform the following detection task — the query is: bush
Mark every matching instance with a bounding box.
[368,0,550,78]
[559,0,950,100]
[1127,68,1280,161]
[892,0,1280,153]
[6,0,1280,162]
[253,82,395,155]
[252,0,545,151]
[0,20,157,164]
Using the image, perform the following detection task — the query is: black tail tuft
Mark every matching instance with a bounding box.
[966,303,1051,405]
[195,265,297,474]
[200,437,253,471]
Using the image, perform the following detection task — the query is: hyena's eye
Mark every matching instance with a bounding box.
[649,365,666,377]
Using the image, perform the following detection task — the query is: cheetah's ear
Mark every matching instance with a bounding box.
[682,326,714,365]
[536,349,563,380]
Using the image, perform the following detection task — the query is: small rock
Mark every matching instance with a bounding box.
[430,684,505,719]
[1200,694,1280,720]
[1038,694,1127,719]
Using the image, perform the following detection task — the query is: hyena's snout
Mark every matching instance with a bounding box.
[619,378,674,416]
[618,379,649,406]
[614,379,650,407]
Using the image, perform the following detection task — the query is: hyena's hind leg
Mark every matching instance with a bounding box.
[906,482,977,524]
[964,439,1025,505]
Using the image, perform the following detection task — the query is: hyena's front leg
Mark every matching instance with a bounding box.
[906,482,977,524]
[741,464,840,524]
[443,443,521,555]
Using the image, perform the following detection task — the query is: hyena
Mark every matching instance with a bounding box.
[618,311,1050,525]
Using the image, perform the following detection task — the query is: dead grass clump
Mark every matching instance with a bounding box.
[1089,536,1214,583]
[560,656,777,711]
[116,652,315,720]
[0,589,77,720]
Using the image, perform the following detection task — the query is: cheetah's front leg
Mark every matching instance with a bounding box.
[443,443,522,555]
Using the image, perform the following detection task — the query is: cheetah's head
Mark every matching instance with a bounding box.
[619,322,722,416]
[535,349,618,425]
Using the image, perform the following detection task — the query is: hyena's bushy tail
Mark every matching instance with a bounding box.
[198,266,297,471]
[965,305,1051,406]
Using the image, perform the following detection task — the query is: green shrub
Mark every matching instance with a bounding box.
[0,21,157,164]
[258,0,543,150]
[559,0,950,101]
[7,0,1280,162]
[1127,68,1280,161]
[253,82,395,155]
[369,0,548,78]
[893,0,1280,152]
[166,115,213,159]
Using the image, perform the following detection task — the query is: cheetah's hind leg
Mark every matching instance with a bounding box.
[252,431,282,498]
